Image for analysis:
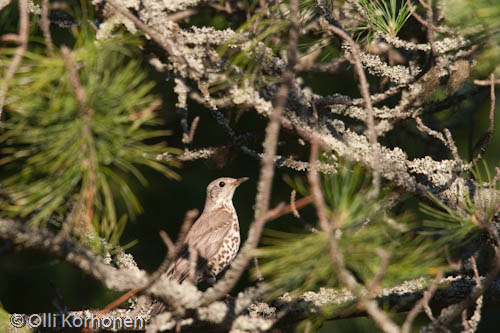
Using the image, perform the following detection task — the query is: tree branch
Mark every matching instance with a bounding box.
[4,217,500,332]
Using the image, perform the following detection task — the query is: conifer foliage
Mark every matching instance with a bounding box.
[0,27,179,246]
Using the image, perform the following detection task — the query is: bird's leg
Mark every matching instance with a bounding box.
[205,273,216,285]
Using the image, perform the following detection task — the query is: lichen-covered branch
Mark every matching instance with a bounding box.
[3,217,500,332]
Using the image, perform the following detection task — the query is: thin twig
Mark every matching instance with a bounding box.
[201,202,286,305]
[129,98,162,120]
[415,117,462,164]
[406,0,450,34]
[473,78,500,86]
[1,34,21,43]
[0,0,29,120]
[254,0,299,219]
[402,270,443,333]
[423,222,500,332]
[252,0,300,279]
[166,9,198,22]
[425,0,436,60]
[471,74,496,165]
[492,167,500,185]
[201,195,313,305]
[291,190,318,232]
[151,208,199,284]
[307,137,331,234]
[368,249,391,294]
[290,190,300,218]
[253,257,264,282]
[41,0,54,56]
[99,287,140,315]
[159,145,337,174]
[61,45,96,233]
[415,117,446,142]
[159,230,176,255]
[0,0,12,11]
[443,129,461,163]
[99,209,198,315]
[460,258,483,333]
[183,116,200,144]
[176,209,199,248]
[308,136,400,333]
[61,46,91,118]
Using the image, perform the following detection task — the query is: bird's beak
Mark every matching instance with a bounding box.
[234,177,249,186]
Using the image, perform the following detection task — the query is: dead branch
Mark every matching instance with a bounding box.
[4,216,500,332]
[320,17,381,197]
[422,222,500,332]
[105,0,191,73]
[307,137,400,333]
[402,270,444,333]
[471,74,496,165]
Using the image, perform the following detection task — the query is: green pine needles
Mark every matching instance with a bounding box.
[355,0,412,40]
[421,163,500,252]
[0,33,179,246]
[257,161,441,297]
[257,159,500,306]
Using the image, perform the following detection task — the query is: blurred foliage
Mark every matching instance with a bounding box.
[0,27,180,248]
[258,159,443,297]
[214,5,288,91]
[214,0,320,91]
[443,0,500,76]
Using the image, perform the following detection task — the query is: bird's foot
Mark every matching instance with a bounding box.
[205,274,216,285]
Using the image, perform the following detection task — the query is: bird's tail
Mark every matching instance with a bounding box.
[149,259,186,318]
[166,256,191,283]
[150,251,214,317]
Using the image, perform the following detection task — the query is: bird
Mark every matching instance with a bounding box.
[149,177,247,318]
[165,176,248,284]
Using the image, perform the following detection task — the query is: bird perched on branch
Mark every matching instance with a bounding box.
[150,177,248,317]
[166,176,248,284]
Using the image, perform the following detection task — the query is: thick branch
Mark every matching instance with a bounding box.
[4,217,500,332]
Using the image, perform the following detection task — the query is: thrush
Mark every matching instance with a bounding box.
[165,176,248,284]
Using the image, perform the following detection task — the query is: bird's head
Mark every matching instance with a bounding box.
[204,177,248,210]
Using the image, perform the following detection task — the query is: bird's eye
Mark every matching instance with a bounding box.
[219,181,225,187]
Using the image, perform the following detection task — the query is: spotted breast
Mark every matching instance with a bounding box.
[208,216,241,276]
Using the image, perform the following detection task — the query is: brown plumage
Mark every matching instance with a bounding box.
[166,177,248,284]
[150,177,247,317]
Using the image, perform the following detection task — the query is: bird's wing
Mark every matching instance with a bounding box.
[186,208,235,259]
[166,209,234,283]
